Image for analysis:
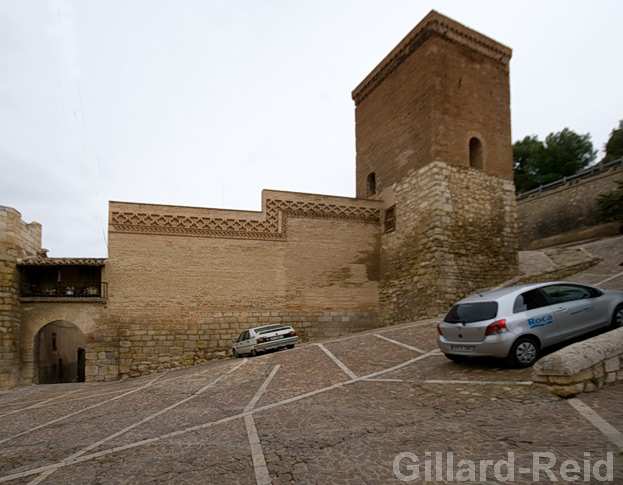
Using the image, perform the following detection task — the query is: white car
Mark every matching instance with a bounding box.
[233,324,298,357]
[437,281,623,367]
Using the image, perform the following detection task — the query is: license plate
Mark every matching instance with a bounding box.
[450,345,474,352]
[271,335,284,340]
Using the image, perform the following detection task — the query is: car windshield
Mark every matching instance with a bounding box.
[445,302,498,323]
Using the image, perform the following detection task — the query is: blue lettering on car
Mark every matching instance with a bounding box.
[527,314,553,329]
[570,306,595,316]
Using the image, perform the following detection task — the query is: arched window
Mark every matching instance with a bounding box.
[366,172,376,196]
[469,137,483,169]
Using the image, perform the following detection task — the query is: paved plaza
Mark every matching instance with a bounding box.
[1,318,622,484]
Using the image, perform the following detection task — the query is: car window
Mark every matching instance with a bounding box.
[242,331,250,341]
[445,302,498,323]
[513,289,550,313]
[541,284,593,304]
[257,325,287,335]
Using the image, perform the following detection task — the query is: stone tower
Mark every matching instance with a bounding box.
[352,11,518,323]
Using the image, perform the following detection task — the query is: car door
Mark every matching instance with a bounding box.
[512,288,560,347]
[540,284,610,339]
[236,330,252,355]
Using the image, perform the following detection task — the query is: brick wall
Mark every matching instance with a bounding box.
[380,162,517,324]
[107,190,383,377]
[353,11,512,198]
[517,166,623,248]
[0,206,42,389]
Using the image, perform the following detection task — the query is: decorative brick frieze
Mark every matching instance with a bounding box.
[110,198,380,241]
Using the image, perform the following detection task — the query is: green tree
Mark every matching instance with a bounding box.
[513,136,545,192]
[595,179,623,224]
[601,119,623,164]
[513,128,597,192]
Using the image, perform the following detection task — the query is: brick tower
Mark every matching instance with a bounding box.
[352,11,518,323]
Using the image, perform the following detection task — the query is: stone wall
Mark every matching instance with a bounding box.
[533,327,623,397]
[116,310,378,378]
[18,301,113,385]
[380,162,517,325]
[107,190,383,377]
[0,206,41,389]
[517,165,623,249]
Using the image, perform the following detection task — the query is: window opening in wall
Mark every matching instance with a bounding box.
[367,172,376,196]
[469,137,483,169]
[384,206,396,233]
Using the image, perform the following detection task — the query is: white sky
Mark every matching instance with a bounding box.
[1,0,622,258]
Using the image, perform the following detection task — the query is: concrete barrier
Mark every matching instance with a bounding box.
[533,327,623,397]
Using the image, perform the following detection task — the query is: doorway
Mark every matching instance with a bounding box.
[35,321,86,384]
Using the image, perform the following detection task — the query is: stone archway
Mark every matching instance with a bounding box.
[34,321,86,384]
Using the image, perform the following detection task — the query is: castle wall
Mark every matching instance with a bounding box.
[517,165,623,249]
[0,206,41,389]
[107,191,383,378]
[18,301,112,385]
[380,162,517,324]
[353,11,512,198]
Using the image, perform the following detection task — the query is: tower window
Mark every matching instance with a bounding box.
[469,137,483,169]
[366,172,376,196]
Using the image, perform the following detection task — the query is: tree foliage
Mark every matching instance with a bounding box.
[595,179,623,224]
[601,119,623,164]
[513,128,596,192]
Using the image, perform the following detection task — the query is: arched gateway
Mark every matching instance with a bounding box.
[34,321,86,384]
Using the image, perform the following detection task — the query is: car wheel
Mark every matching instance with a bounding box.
[287,344,295,350]
[232,348,240,358]
[251,349,258,357]
[507,337,539,368]
[611,303,623,329]
[444,354,468,363]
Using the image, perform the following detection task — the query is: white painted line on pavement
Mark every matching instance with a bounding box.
[245,415,272,485]
[373,334,425,353]
[0,385,93,419]
[568,398,623,450]
[317,343,357,379]
[362,378,405,382]
[244,364,280,485]
[597,270,623,286]
[0,372,167,445]
[424,379,533,386]
[0,349,442,482]
[27,359,249,485]
[245,364,280,412]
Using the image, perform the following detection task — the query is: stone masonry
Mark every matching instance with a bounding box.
[0,206,42,388]
[1,11,521,386]
[379,162,517,324]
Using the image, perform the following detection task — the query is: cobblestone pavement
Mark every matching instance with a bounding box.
[1,317,622,484]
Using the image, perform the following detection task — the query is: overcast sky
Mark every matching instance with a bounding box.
[1,0,622,258]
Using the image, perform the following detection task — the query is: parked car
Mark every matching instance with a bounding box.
[233,324,298,357]
[437,281,623,367]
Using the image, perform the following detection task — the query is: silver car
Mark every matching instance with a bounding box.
[233,324,298,357]
[437,281,623,367]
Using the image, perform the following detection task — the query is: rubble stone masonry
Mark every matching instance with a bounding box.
[380,162,517,324]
